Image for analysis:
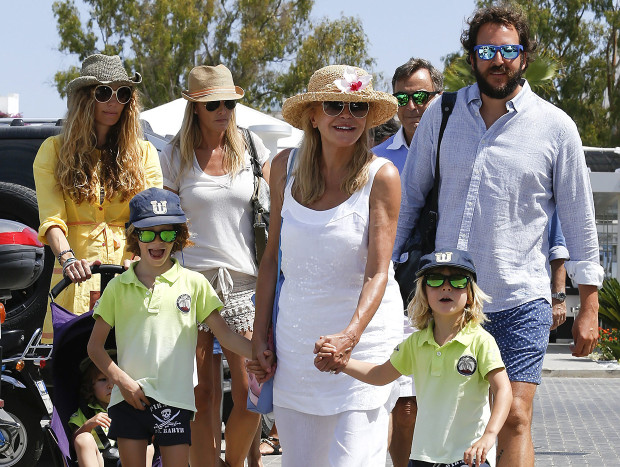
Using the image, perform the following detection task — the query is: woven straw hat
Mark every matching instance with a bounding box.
[282,65,397,129]
[66,54,141,97]
[182,64,245,102]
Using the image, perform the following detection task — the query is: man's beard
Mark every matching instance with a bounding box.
[473,57,524,99]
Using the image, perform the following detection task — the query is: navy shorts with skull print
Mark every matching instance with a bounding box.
[108,398,192,446]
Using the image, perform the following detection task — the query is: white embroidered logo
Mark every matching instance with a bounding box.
[435,252,453,263]
[151,200,167,215]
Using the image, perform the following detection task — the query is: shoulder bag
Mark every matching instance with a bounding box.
[394,92,457,305]
[242,127,270,265]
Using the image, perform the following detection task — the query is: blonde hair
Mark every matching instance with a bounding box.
[55,85,147,204]
[292,103,374,206]
[407,267,491,330]
[169,101,245,183]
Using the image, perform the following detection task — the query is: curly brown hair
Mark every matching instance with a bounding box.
[125,223,194,257]
[461,3,537,70]
[56,85,147,204]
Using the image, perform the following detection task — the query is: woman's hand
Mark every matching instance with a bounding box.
[63,259,101,283]
[123,256,139,269]
[313,332,357,374]
[83,412,112,432]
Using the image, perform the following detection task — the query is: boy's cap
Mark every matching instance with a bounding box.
[128,188,187,228]
[416,249,477,282]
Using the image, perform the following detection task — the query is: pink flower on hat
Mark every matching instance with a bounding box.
[334,67,371,93]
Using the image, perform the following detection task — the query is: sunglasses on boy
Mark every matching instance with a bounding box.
[322,101,370,119]
[136,229,178,243]
[204,100,237,112]
[94,85,133,105]
[424,273,470,289]
[473,44,524,61]
[393,91,440,107]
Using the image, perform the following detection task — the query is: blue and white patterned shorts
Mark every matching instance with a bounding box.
[483,298,552,384]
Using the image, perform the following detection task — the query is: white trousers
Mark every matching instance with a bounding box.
[274,404,390,467]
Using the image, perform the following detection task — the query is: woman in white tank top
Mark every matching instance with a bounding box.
[251,65,403,466]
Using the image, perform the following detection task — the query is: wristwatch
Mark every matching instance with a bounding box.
[551,292,567,302]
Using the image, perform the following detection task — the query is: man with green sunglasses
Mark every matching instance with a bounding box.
[373,58,443,174]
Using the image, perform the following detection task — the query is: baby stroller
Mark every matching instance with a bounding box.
[48,265,160,467]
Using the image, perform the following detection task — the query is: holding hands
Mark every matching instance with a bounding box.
[245,349,277,383]
[313,332,356,374]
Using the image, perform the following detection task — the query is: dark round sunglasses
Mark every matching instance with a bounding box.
[137,229,178,243]
[94,85,133,105]
[393,91,440,107]
[424,273,470,289]
[322,101,369,119]
[473,44,523,61]
[204,100,237,112]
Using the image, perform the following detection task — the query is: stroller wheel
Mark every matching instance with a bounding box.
[0,388,44,467]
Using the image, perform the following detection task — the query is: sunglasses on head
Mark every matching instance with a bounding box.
[473,44,523,61]
[94,85,133,105]
[424,273,470,289]
[204,100,237,111]
[393,90,440,107]
[322,101,369,119]
[136,229,178,243]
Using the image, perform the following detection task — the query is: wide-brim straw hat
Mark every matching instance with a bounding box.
[66,54,142,97]
[282,65,397,129]
[181,64,245,102]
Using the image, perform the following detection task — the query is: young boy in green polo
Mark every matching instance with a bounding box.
[87,188,272,467]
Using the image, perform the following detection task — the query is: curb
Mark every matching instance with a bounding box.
[542,368,620,378]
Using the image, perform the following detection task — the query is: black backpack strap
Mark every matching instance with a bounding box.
[428,91,457,219]
[241,127,263,178]
[78,399,113,451]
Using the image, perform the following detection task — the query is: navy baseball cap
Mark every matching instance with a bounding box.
[127,188,187,228]
[416,248,477,282]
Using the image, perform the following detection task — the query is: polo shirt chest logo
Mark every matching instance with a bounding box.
[151,200,168,214]
[176,294,191,313]
[456,355,477,376]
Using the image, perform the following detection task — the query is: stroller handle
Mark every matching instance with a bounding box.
[49,264,126,300]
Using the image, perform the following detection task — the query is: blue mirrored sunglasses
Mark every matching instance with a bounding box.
[473,44,523,60]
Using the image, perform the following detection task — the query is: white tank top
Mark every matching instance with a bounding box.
[274,157,403,415]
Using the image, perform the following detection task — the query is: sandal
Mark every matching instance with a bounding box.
[259,436,282,455]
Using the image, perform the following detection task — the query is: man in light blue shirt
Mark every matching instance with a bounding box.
[394,6,603,466]
[373,58,443,173]
[373,57,443,467]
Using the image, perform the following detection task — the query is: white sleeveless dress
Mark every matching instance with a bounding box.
[274,157,403,415]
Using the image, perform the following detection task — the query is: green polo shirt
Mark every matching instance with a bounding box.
[93,259,222,412]
[68,402,112,450]
[390,321,504,464]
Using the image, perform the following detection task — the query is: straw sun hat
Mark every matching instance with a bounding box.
[66,54,142,97]
[282,65,398,129]
[182,64,245,102]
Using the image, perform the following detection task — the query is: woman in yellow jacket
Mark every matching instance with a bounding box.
[34,54,162,341]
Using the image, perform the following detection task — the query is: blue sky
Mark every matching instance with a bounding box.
[1,0,476,118]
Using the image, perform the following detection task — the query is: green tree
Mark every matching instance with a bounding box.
[52,0,376,111]
[446,0,619,146]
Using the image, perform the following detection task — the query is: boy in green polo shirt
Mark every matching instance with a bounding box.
[87,188,272,467]
[317,249,512,467]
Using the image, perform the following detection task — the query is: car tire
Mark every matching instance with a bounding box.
[0,182,53,338]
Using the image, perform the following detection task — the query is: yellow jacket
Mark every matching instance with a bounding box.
[33,135,163,340]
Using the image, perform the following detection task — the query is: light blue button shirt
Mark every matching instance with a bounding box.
[372,127,409,174]
[394,80,603,313]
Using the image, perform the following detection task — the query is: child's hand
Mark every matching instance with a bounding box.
[463,433,495,467]
[83,412,111,432]
[246,349,277,383]
[118,378,150,410]
[313,341,337,368]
